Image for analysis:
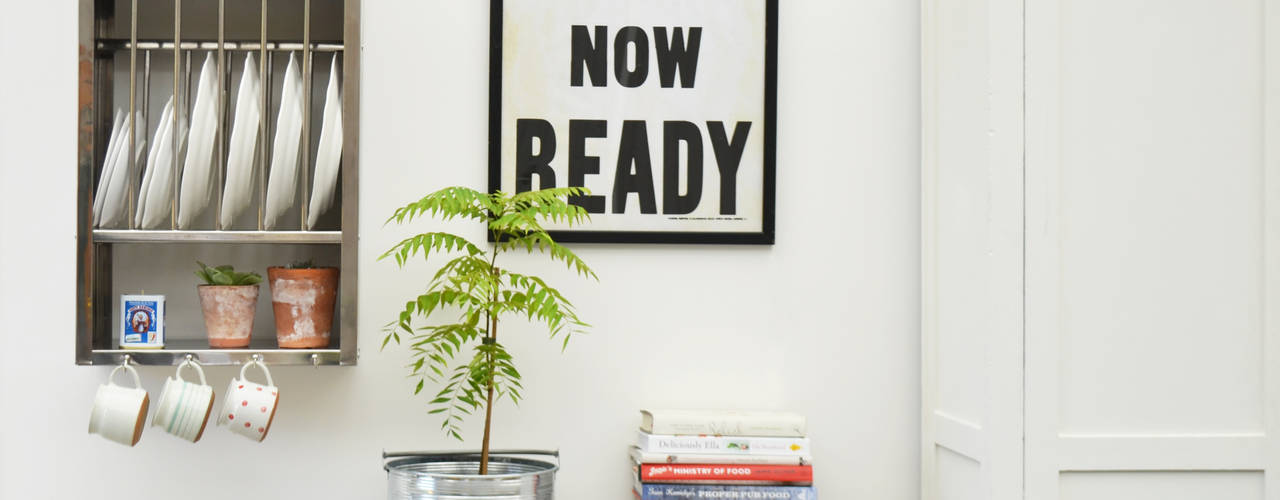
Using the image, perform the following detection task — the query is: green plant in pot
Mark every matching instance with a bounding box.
[267,258,339,348]
[195,262,262,348]
[380,186,595,497]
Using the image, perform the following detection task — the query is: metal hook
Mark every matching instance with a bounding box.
[251,353,263,364]
[184,354,194,363]
[310,353,320,369]
[121,354,132,366]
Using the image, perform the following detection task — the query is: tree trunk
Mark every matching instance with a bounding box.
[479,303,498,474]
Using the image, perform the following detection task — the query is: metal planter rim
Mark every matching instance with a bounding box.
[383,450,560,480]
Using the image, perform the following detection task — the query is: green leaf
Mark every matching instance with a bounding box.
[384,186,496,226]
[378,232,483,265]
[211,271,233,286]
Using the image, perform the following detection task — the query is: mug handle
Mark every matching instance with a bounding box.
[240,359,274,387]
[176,358,207,386]
[109,363,142,389]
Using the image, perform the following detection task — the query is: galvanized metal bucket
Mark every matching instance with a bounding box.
[384,450,559,500]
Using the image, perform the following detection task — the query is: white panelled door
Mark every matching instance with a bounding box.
[1025,0,1278,499]
[921,0,1024,499]
[927,0,1280,498]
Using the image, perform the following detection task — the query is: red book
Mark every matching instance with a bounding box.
[639,464,813,484]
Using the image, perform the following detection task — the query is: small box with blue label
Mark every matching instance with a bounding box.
[120,294,165,349]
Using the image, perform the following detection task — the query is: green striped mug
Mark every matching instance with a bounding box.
[151,359,215,443]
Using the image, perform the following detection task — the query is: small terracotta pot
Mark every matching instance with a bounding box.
[267,267,338,348]
[196,285,260,348]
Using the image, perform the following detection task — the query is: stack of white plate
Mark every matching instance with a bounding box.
[96,52,344,231]
[93,109,145,228]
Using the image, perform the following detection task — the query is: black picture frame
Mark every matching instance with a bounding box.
[488,0,777,244]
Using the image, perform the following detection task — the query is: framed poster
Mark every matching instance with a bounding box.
[489,0,777,244]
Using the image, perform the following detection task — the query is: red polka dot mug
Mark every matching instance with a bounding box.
[216,359,278,442]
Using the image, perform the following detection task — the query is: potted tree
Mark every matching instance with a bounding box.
[380,186,595,499]
[267,259,339,348]
[195,262,262,348]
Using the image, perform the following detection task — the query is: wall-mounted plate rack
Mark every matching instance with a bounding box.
[76,0,360,366]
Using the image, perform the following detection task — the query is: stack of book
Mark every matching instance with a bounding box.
[630,409,817,500]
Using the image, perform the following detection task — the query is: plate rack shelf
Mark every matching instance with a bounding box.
[76,0,360,366]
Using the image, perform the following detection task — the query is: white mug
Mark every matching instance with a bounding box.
[151,359,215,442]
[88,363,149,447]
[218,359,279,442]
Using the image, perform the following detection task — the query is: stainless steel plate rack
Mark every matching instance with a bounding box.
[76,0,360,366]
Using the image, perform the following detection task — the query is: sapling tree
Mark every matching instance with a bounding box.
[380,186,596,474]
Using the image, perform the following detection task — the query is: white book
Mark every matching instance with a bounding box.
[641,409,807,437]
[629,446,812,466]
[637,431,811,456]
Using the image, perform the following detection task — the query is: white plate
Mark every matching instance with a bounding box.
[139,98,189,229]
[135,99,170,226]
[99,110,146,228]
[264,52,304,229]
[178,53,220,229]
[307,55,343,228]
[92,109,126,227]
[135,98,173,227]
[219,53,263,229]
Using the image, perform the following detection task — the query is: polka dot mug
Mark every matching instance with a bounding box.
[217,359,278,442]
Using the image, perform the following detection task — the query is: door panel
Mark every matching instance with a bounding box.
[1059,472,1263,500]
[1026,0,1278,497]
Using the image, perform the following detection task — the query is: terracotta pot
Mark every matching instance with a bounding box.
[267,267,338,348]
[196,285,260,348]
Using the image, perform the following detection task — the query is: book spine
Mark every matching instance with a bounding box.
[640,464,813,483]
[631,447,812,465]
[638,484,817,500]
[645,413,807,437]
[638,432,811,456]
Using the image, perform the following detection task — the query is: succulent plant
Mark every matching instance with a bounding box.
[195,261,262,286]
[286,258,317,269]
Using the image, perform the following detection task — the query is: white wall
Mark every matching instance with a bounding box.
[0,1,920,499]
